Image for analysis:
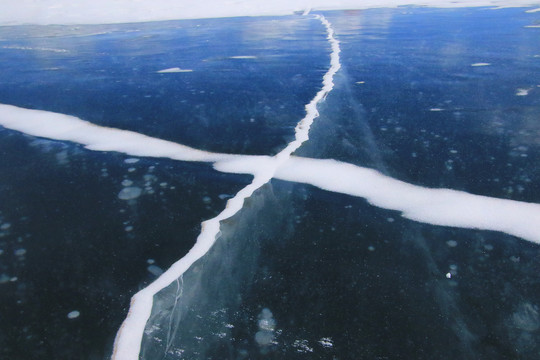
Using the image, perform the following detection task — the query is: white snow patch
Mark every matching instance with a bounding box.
[319,337,334,348]
[157,67,193,73]
[293,339,314,353]
[471,62,491,66]
[516,88,529,96]
[2,45,69,53]
[229,55,257,59]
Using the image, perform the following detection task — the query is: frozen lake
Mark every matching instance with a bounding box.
[1,6,540,359]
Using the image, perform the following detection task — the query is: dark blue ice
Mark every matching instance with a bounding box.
[0,7,539,360]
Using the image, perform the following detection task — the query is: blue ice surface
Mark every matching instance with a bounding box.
[0,7,539,360]
[300,7,540,201]
[0,16,329,155]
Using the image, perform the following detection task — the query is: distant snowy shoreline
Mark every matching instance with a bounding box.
[1,0,539,25]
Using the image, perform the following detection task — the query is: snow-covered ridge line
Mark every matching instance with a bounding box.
[108,14,340,360]
[2,101,539,243]
[1,0,540,26]
[1,103,540,244]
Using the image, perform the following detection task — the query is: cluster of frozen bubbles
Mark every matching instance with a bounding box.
[116,158,144,201]
[255,308,276,347]
[1,214,82,320]
[114,158,200,204]
[0,220,17,284]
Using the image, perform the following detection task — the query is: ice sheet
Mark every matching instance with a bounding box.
[2,7,540,357]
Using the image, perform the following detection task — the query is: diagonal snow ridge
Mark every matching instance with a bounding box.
[109,14,340,360]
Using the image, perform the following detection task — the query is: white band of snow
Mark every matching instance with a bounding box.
[0,103,234,163]
[0,104,540,244]
[2,0,540,26]
[2,103,538,244]
[212,155,540,243]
